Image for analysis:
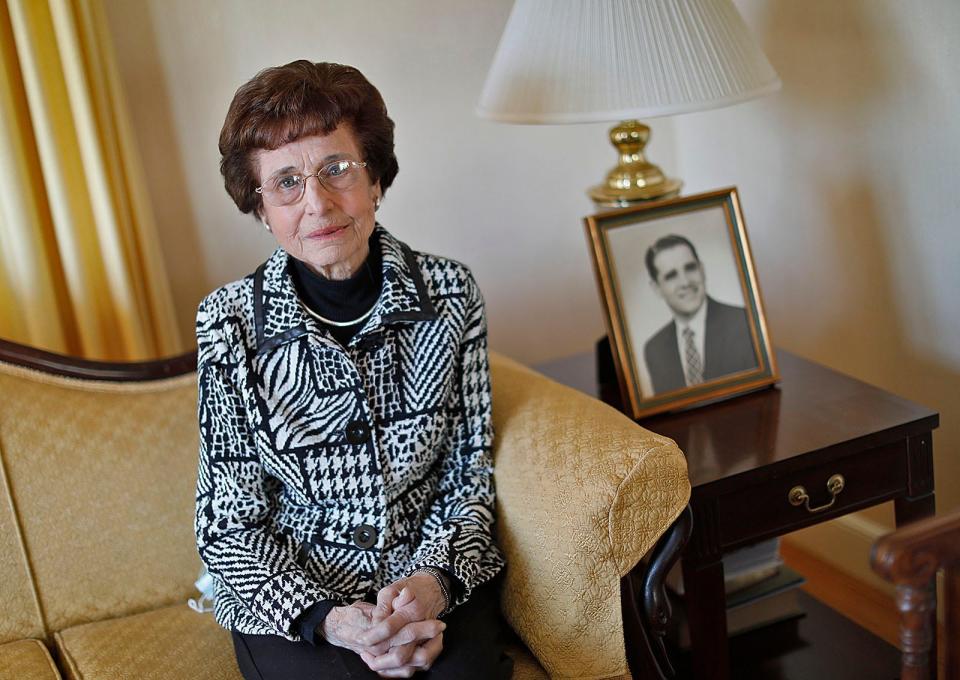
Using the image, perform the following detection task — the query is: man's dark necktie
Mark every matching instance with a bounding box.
[683,326,704,386]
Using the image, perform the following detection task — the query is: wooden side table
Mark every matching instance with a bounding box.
[534,347,939,680]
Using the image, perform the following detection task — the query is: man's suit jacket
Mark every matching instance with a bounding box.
[643,297,758,395]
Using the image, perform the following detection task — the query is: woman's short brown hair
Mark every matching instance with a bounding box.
[219,60,399,217]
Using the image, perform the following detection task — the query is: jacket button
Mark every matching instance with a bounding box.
[345,420,370,445]
[361,334,384,351]
[352,524,377,550]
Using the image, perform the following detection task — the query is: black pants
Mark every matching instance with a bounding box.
[231,581,514,679]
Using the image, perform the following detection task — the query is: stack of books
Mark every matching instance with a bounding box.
[666,538,806,649]
[666,537,784,596]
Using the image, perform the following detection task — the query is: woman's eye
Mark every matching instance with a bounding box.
[325,162,349,177]
[276,175,301,191]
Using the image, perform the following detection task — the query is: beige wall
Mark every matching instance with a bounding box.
[667,0,959,587]
[102,0,672,365]
[105,1,957,585]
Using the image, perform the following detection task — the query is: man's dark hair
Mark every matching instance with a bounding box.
[645,234,701,281]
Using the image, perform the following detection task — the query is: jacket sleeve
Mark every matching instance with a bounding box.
[193,299,334,637]
[407,273,503,610]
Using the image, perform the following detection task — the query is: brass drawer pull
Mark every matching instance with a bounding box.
[788,474,845,513]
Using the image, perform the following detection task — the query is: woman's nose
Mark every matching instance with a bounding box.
[303,174,336,211]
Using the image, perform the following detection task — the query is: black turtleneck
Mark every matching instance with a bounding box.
[289,230,383,346]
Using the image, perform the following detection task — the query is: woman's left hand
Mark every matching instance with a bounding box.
[381,571,448,622]
[360,631,444,678]
[359,572,447,648]
[356,572,448,675]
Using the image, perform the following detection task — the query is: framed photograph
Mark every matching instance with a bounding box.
[584,187,778,419]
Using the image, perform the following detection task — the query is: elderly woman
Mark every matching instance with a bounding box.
[194,60,511,679]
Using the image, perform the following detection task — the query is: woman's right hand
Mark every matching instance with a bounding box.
[320,602,379,655]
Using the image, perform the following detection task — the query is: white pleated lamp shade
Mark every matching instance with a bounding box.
[477,0,781,124]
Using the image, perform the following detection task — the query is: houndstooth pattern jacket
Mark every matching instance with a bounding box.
[194,225,505,640]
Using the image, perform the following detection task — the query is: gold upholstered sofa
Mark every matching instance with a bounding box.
[0,339,690,680]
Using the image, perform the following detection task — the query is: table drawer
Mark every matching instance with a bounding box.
[717,442,908,546]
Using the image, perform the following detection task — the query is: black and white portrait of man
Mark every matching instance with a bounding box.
[589,189,777,416]
[601,200,765,399]
[642,234,758,395]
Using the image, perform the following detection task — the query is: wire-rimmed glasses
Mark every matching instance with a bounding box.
[255,160,368,207]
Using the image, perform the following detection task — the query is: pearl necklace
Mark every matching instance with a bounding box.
[301,300,376,327]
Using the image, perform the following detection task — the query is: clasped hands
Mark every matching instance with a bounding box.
[321,572,447,678]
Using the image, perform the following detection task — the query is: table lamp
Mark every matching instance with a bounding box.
[477,0,781,206]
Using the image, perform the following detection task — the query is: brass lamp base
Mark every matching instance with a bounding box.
[588,120,682,208]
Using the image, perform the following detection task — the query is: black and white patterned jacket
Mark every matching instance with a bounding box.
[194,225,505,640]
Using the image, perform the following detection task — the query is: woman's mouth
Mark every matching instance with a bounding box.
[307,225,348,239]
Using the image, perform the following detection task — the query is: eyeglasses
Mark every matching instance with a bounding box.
[255,160,368,207]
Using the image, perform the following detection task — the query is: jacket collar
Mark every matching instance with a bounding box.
[253,225,437,354]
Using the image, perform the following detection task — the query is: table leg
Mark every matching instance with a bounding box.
[895,493,936,526]
[895,432,936,527]
[682,556,729,680]
[893,432,937,680]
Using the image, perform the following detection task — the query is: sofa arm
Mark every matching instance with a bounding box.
[489,353,690,679]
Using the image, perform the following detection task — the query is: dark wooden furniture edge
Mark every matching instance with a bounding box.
[690,422,940,501]
[622,505,693,679]
[871,507,960,680]
[0,338,197,381]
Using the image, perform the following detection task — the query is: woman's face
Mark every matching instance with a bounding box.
[255,124,381,280]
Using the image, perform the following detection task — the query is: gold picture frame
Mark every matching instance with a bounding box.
[585,187,778,419]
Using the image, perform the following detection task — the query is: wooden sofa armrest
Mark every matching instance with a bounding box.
[622,506,691,680]
[489,352,691,679]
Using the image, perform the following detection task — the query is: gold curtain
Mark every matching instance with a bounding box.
[0,0,182,360]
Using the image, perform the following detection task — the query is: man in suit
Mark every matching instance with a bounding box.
[643,234,758,395]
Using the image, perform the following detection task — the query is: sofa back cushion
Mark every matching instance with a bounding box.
[0,363,201,634]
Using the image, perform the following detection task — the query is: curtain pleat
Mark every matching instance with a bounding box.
[0,0,182,360]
